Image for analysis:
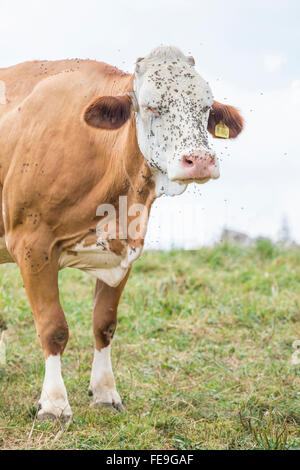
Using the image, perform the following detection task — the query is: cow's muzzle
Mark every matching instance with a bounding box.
[173,151,220,183]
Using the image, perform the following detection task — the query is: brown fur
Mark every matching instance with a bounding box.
[0,59,154,357]
[208,100,244,138]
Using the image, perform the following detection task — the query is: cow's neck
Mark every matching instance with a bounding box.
[104,118,186,212]
[91,74,186,248]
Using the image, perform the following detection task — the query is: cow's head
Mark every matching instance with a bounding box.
[84,46,243,186]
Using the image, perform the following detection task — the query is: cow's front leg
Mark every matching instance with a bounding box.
[89,274,130,411]
[28,272,71,420]
[38,352,71,421]
[11,234,72,420]
[29,277,71,420]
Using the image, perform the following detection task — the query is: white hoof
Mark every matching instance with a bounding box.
[38,397,72,421]
[89,386,124,412]
[38,355,72,421]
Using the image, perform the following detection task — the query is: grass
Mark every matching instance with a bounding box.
[0,242,299,450]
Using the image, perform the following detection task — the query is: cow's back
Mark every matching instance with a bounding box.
[0,59,130,119]
[0,59,132,180]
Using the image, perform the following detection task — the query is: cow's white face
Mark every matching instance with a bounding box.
[84,46,243,193]
[134,47,217,184]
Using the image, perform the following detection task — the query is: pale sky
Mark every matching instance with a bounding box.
[1,0,299,247]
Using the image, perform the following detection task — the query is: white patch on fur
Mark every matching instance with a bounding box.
[121,244,143,269]
[59,241,127,287]
[89,345,122,406]
[38,355,72,418]
[134,46,214,182]
[153,172,187,197]
[59,240,144,287]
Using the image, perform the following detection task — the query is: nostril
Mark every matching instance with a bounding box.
[182,155,195,167]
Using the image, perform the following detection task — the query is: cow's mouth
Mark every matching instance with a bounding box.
[172,176,211,184]
[171,172,220,184]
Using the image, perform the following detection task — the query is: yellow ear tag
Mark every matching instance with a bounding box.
[215,120,229,139]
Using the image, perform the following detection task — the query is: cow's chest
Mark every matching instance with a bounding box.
[58,239,142,287]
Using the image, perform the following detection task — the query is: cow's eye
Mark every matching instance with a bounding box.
[144,105,160,116]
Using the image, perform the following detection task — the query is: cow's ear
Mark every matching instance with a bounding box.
[84,94,133,129]
[208,101,244,138]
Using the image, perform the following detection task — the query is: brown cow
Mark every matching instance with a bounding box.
[0,46,243,419]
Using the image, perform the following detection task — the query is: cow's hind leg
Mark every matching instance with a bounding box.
[9,233,72,420]
[89,273,130,412]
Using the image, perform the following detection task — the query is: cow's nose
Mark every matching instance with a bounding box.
[182,152,216,169]
[181,151,219,181]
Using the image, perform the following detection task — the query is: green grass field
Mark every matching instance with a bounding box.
[0,241,299,450]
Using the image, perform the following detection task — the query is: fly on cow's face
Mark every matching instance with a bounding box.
[143,105,160,117]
